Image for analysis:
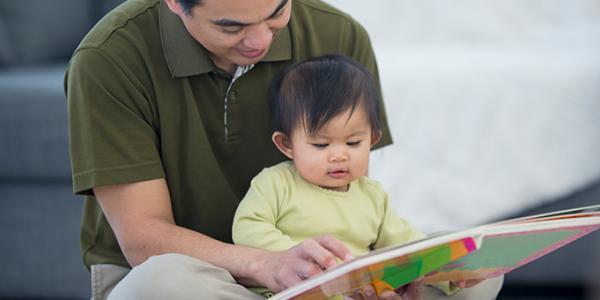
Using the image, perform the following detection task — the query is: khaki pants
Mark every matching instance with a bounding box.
[91,254,503,300]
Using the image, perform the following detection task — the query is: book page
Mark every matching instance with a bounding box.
[424,224,600,283]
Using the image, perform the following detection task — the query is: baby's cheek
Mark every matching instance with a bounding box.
[358,159,371,176]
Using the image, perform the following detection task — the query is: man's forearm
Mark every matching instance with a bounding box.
[93,179,269,287]
[120,219,268,287]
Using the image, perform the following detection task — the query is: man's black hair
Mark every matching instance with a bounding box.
[177,0,202,15]
[269,54,381,137]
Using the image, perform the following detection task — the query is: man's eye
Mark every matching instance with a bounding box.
[347,141,361,147]
[312,143,328,148]
[221,27,243,34]
[271,9,285,19]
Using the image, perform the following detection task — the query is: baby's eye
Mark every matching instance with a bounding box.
[347,141,361,147]
[312,143,328,148]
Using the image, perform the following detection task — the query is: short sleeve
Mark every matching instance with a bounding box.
[373,190,425,249]
[348,21,393,149]
[66,48,164,195]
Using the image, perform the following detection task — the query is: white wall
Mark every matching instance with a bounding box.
[325,0,600,232]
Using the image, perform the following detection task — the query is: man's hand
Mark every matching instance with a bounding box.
[392,278,423,300]
[346,278,424,300]
[452,278,485,289]
[257,235,354,292]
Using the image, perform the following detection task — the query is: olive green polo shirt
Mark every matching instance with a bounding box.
[66,0,392,269]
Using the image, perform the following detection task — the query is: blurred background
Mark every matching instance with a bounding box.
[329,0,600,299]
[1,0,599,299]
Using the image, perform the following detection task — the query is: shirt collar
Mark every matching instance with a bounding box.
[159,0,292,78]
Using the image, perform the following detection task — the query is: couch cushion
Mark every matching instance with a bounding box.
[95,0,127,20]
[0,0,94,66]
[0,183,89,298]
[0,18,13,66]
[0,64,71,179]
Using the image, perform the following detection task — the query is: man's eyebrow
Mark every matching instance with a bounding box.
[212,19,250,27]
[212,0,289,27]
[268,0,289,19]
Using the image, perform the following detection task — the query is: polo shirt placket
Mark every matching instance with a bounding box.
[224,64,254,141]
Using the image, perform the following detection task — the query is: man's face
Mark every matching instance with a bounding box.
[167,0,292,72]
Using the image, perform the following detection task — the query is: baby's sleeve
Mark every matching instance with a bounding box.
[372,188,460,295]
[372,190,425,249]
[232,169,298,252]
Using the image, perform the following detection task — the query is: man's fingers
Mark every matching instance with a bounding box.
[380,290,401,300]
[272,258,322,291]
[455,278,485,288]
[268,237,353,294]
[362,285,377,299]
[298,259,325,279]
[397,280,423,300]
[315,235,355,262]
[298,239,339,269]
[346,286,377,300]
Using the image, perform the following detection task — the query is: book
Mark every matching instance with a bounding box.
[270,204,600,300]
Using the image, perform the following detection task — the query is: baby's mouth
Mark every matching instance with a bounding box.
[328,169,349,178]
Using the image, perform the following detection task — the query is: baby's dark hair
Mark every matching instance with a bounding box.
[269,54,381,137]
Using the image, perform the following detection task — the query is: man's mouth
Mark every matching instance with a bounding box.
[238,48,266,59]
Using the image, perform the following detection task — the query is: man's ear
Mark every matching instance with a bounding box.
[371,130,383,146]
[163,0,184,16]
[272,131,294,159]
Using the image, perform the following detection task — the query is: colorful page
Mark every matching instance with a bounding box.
[424,224,600,283]
[271,237,479,300]
[272,205,600,300]
[496,204,600,225]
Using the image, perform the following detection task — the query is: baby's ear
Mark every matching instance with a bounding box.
[272,131,294,159]
[370,130,382,146]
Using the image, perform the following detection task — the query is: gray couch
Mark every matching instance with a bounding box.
[0,0,123,298]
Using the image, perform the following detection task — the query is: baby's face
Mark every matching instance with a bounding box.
[289,107,374,192]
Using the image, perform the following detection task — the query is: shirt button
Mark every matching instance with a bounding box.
[228,90,237,101]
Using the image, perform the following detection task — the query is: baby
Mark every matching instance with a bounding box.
[233,54,473,298]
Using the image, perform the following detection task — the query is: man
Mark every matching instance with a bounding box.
[66,0,502,299]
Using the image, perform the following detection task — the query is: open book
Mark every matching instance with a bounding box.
[270,204,600,300]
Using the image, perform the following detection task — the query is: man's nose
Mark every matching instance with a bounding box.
[243,23,273,50]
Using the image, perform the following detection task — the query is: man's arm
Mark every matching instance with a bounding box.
[93,178,353,292]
